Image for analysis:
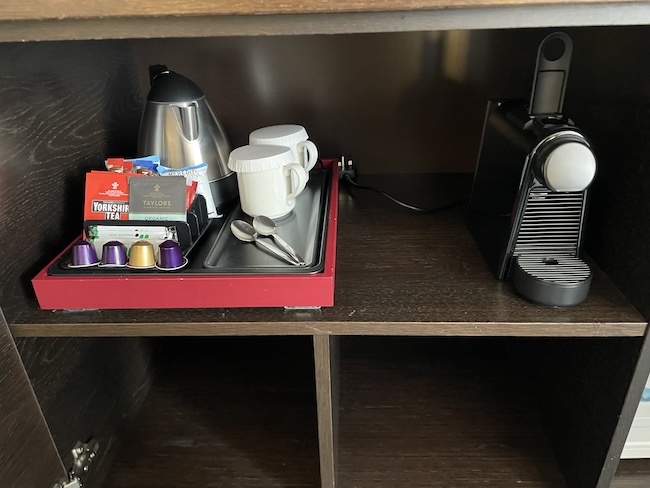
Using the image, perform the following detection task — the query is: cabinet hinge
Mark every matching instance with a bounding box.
[52,439,99,488]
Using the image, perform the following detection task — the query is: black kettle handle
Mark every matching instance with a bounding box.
[148,64,170,86]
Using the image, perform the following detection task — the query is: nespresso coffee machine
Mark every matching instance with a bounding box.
[468,32,597,306]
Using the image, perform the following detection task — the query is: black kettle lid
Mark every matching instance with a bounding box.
[146,64,205,103]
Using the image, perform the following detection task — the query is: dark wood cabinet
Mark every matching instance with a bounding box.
[0,319,65,488]
[1,2,650,488]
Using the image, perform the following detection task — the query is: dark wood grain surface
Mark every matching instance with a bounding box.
[101,336,572,488]
[0,40,143,325]
[102,337,321,488]
[614,459,650,488]
[512,337,646,488]
[15,336,152,488]
[0,31,645,338]
[91,336,650,488]
[10,197,646,337]
[87,335,650,488]
[314,335,340,488]
[0,40,151,488]
[336,337,568,487]
[0,316,66,488]
[558,26,650,487]
[3,0,643,20]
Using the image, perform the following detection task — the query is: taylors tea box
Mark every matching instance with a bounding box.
[128,176,187,221]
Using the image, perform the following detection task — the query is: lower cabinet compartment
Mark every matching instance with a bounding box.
[96,336,650,488]
[102,336,321,488]
[336,337,566,488]
[99,337,564,487]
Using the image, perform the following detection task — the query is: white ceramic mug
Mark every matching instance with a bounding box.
[249,124,318,172]
[228,144,309,219]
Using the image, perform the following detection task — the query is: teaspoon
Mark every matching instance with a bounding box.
[252,215,306,266]
[230,220,299,266]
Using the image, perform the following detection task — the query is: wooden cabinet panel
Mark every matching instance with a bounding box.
[0,17,649,488]
[15,337,153,488]
[0,40,143,324]
[0,317,65,488]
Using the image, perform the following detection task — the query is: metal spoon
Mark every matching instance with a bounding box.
[253,215,306,266]
[230,220,299,266]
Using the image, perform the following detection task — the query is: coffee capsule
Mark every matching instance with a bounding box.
[70,240,99,267]
[101,241,128,266]
[128,240,156,268]
[158,240,185,270]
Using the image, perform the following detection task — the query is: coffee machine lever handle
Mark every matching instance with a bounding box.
[529,32,573,116]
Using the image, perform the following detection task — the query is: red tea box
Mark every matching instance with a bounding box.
[84,171,144,221]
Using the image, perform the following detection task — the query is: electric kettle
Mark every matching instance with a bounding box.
[137,65,238,212]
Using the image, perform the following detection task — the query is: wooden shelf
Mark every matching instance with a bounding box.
[2,0,650,41]
[6,0,644,20]
[10,189,646,338]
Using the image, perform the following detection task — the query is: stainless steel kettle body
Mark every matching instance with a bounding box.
[137,65,238,211]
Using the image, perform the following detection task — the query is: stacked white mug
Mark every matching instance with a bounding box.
[227,124,319,219]
[249,124,318,172]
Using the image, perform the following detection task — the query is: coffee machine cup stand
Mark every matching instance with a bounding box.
[467,32,597,307]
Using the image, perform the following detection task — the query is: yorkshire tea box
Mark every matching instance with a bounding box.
[128,176,186,221]
[84,171,143,221]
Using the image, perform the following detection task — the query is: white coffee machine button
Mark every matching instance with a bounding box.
[543,141,596,192]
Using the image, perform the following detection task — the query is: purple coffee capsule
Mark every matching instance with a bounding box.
[158,240,184,269]
[71,239,99,267]
[101,241,128,266]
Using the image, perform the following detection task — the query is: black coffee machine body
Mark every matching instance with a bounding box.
[468,32,597,306]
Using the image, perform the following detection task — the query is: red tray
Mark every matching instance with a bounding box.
[32,160,339,310]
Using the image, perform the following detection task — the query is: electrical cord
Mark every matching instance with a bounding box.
[341,173,468,213]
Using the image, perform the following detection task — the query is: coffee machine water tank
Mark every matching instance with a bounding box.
[468,32,597,306]
[137,65,238,215]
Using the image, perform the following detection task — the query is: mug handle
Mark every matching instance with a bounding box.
[285,163,308,204]
[298,140,318,172]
